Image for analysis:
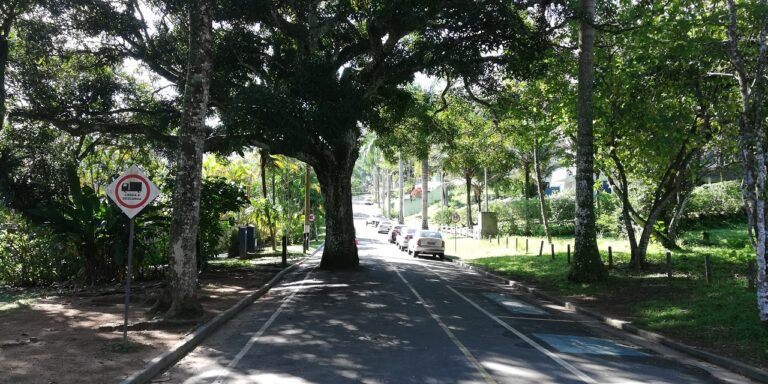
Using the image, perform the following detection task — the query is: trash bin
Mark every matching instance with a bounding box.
[238,226,247,258]
[246,225,256,253]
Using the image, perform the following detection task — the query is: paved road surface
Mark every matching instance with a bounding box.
[157,199,744,384]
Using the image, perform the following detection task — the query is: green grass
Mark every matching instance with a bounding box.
[462,227,768,368]
[0,290,44,312]
[208,238,324,271]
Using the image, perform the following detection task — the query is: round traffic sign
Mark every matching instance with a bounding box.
[106,165,160,219]
[451,212,461,223]
[308,213,316,222]
[114,174,152,209]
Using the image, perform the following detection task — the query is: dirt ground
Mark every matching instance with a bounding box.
[0,258,292,384]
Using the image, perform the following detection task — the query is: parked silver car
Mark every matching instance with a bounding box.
[408,230,445,260]
[377,221,392,234]
[388,224,406,243]
[396,228,417,251]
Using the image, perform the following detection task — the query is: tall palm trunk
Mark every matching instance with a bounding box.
[260,153,276,251]
[465,172,473,230]
[385,170,392,218]
[441,170,448,208]
[569,0,607,283]
[373,165,380,207]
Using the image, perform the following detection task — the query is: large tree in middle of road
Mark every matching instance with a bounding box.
[214,1,551,268]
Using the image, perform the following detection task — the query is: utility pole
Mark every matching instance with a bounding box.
[484,167,489,211]
[398,152,404,224]
[304,164,310,252]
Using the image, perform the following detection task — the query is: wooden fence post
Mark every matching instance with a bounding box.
[608,246,613,268]
[704,255,712,284]
[666,251,672,279]
[567,244,571,264]
[550,243,555,260]
[539,240,544,256]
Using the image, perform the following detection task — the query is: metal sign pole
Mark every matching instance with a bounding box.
[123,218,135,342]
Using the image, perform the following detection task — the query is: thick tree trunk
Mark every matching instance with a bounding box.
[533,137,551,243]
[465,173,473,230]
[667,188,693,242]
[260,153,277,251]
[165,0,212,319]
[421,157,429,229]
[523,161,532,199]
[604,168,640,266]
[316,156,359,269]
[0,34,7,129]
[386,171,392,218]
[727,0,768,322]
[523,160,532,236]
[398,153,404,224]
[569,0,606,283]
[373,165,380,207]
[475,184,482,213]
[441,170,447,208]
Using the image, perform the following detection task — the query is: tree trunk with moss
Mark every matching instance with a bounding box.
[569,0,607,283]
[165,0,212,319]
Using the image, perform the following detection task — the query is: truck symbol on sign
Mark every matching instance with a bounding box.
[121,181,143,193]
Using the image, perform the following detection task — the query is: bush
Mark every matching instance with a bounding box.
[683,181,745,227]
[549,192,576,223]
[433,207,457,226]
[595,192,621,236]
[198,177,249,267]
[0,208,73,286]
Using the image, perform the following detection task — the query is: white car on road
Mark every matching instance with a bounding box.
[408,230,445,260]
[396,228,417,251]
[376,221,392,234]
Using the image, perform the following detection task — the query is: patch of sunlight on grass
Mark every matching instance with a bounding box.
[636,305,694,329]
[0,298,33,312]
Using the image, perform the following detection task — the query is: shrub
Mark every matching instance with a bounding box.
[0,208,71,286]
[684,181,744,226]
[595,192,621,237]
[433,207,457,226]
[549,192,576,223]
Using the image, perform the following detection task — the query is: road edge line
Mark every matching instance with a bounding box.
[119,246,324,384]
[448,258,768,384]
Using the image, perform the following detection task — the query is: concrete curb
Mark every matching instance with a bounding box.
[449,258,768,384]
[119,246,323,384]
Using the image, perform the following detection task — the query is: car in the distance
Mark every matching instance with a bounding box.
[396,228,417,251]
[376,221,392,234]
[364,197,374,205]
[408,230,445,260]
[388,224,406,243]
[365,215,383,227]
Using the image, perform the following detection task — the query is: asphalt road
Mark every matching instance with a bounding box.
[157,200,739,384]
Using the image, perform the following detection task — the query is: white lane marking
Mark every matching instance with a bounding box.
[445,285,596,384]
[414,262,596,383]
[211,261,320,384]
[392,266,497,384]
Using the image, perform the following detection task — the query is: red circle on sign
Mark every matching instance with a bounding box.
[114,174,152,209]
